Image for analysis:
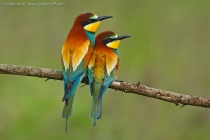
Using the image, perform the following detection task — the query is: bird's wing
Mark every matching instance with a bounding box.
[99,53,119,97]
[88,53,96,95]
[61,41,90,101]
[105,52,118,76]
[61,51,71,83]
[72,40,89,72]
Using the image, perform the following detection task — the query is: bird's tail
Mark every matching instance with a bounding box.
[90,80,103,126]
[90,96,103,126]
[62,93,76,133]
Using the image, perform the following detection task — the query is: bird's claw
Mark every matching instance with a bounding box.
[81,84,86,88]
[45,78,56,82]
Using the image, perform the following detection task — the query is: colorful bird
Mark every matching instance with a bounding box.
[61,13,112,132]
[87,31,130,126]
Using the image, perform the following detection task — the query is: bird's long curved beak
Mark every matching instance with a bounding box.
[97,16,113,21]
[118,35,131,40]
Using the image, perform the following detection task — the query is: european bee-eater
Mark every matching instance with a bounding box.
[87,31,130,126]
[61,13,112,132]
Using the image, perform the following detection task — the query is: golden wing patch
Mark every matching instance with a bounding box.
[88,53,96,70]
[61,46,70,71]
[72,40,90,71]
[105,53,118,76]
[113,58,119,78]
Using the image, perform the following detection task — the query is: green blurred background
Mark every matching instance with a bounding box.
[1,0,210,139]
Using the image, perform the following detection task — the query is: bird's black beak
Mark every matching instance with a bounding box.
[118,35,131,40]
[97,15,113,21]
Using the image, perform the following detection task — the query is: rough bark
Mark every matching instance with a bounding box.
[1,64,210,108]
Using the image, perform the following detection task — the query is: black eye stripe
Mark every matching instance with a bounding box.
[102,38,116,45]
[89,19,97,22]
[81,18,98,27]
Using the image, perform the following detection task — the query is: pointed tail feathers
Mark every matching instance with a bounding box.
[90,96,103,126]
[62,94,76,133]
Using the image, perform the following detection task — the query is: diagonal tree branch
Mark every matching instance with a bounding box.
[0,64,210,108]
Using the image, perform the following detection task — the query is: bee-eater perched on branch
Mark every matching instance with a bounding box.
[87,31,130,126]
[61,13,112,132]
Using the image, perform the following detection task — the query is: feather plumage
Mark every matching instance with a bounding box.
[61,13,112,132]
[88,31,130,126]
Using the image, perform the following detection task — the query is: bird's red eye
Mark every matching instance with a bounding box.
[107,39,111,42]
[88,19,92,23]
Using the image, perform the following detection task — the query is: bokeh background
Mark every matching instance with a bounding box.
[1,0,210,139]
